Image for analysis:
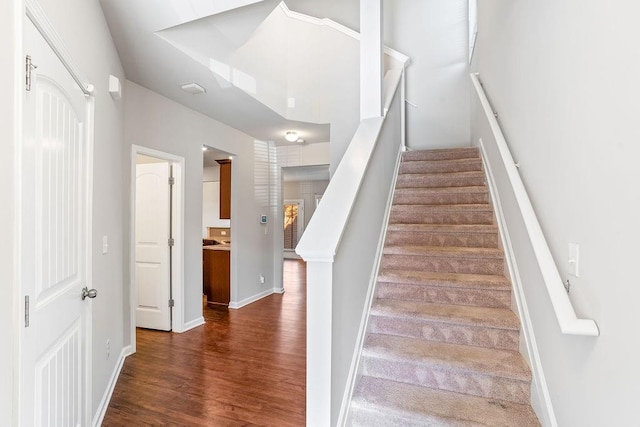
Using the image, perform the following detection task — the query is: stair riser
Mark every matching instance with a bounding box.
[403,148,479,162]
[396,174,485,189]
[399,159,482,174]
[362,357,531,405]
[376,282,511,309]
[385,231,499,248]
[393,191,488,205]
[350,407,425,427]
[382,255,504,275]
[389,210,494,225]
[369,316,520,351]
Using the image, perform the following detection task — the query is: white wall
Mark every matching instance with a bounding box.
[278,142,331,168]
[473,2,640,425]
[383,0,470,150]
[28,0,127,419]
[124,80,280,316]
[0,0,19,422]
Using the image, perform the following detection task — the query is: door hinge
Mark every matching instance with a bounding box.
[25,55,37,91]
[168,238,175,247]
[24,295,30,328]
[168,299,175,308]
[168,176,175,186]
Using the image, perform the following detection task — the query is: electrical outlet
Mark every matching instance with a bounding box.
[260,274,265,285]
[106,339,110,360]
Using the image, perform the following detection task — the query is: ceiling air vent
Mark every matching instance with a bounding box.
[180,83,206,94]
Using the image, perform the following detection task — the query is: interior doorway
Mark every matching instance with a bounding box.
[202,146,233,308]
[130,145,185,352]
[134,155,172,330]
[281,165,330,260]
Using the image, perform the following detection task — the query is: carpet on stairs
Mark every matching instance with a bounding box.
[348,147,540,427]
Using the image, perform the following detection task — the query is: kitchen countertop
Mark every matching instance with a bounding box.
[203,244,230,251]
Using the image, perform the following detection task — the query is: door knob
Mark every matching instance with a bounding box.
[81,287,98,300]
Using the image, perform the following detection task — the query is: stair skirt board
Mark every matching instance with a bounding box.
[337,145,405,425]
[345,147,542,426]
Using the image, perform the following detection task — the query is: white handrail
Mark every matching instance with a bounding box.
[470,73,599,337]
[296,70,403,261]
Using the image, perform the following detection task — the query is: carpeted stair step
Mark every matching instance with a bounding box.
[361,334,532,404]
[382,246,504,275]
[403,147,480,162]
[369,300,520,350]
[390,204,494,225]
[396,171,486,189]
[399,157,483,175]
[376,270,512,309]
[385,223,499,248]
[393,186,489,206]
[350,377,540,427]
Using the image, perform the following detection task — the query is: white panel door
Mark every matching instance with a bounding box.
[21,18,92,427]
[135,163,172,331]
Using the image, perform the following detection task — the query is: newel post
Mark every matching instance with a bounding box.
[305,260,333,426]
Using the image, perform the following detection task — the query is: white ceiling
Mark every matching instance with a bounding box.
[99,0,365,145]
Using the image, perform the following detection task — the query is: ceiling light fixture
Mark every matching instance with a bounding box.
[285,131,299,142]
[181,83,206,94]
[202,146,208,151]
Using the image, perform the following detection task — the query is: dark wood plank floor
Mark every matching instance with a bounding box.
[102,260,306,426]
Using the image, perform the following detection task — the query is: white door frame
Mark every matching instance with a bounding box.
[130,145,185,353]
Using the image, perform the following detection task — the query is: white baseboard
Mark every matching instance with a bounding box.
[229,288,274,309]
[479,139,557,427]
[273,287,285,294]
[92,345,132,427]
[180,316,205,333]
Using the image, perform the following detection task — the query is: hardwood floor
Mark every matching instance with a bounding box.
[102,260,306,426]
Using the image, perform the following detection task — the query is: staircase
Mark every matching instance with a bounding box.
[349,148,540,426]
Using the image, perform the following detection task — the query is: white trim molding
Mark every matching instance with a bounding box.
[229,288,274,309]
[470,73,599,337]
[182,316,205,332]
[92,345,132,427]
[337,141,404,426]
[479,141,557,427]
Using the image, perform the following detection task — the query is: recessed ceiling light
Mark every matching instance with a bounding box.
[181,83,206,94]
[202,146,208,151]
[285,131,298,142]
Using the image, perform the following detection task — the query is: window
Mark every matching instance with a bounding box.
[469,0,478,63]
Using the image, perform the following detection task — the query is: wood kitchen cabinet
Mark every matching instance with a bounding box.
[203,249,230,306]
[216,159,231,219]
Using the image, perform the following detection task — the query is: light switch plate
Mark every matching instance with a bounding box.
[568,243,579,277]
[102,235,109,254]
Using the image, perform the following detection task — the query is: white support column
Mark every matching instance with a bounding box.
[360,0,383,120]
[306,260,333,426]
